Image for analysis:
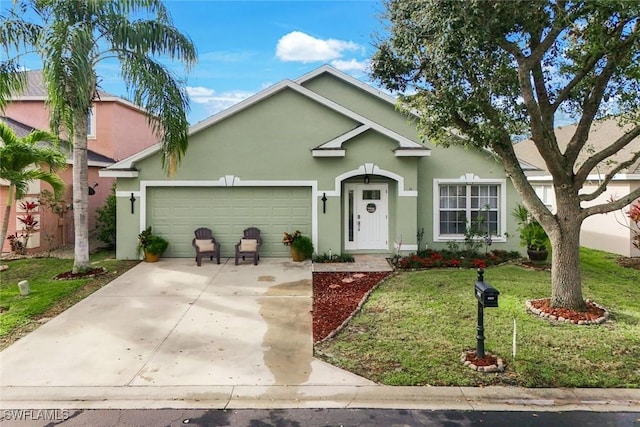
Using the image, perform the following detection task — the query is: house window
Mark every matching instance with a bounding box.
[87,106,96,139]
[348,189,354,242]
[534,184,554,211]
[362,190,381,200]
[434,178,506,241]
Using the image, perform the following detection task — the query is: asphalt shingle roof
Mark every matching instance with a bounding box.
[15,70,115,99]
[513,118,640,175]
[0,116,115,165]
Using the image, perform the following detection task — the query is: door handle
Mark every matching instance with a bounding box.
[357,221,360,232]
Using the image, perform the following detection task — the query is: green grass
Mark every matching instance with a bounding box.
[0,251,139,348]
[315,248,640,388]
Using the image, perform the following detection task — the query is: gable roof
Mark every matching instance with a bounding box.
[10,70,148,114]
[104,65,431,174]
[295,65,399,107]
[0,116,115,167]
[514,117,640,178]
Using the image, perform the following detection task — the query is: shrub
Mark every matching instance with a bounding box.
[313,252,355,263]
[291,235,314,259]
[137,226,169,256]
[395,248,520,270]
[96,184,116,248]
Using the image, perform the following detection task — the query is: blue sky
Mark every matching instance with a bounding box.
[164,0,383,125]
[2,0,384,125]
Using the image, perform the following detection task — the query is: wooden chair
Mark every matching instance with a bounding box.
[235,227,263,265]
[192,227,221,266]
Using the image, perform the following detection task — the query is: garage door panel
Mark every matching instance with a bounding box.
[146,186,312,258]
[192,207,211,217]
[252,207,270,216]
[233,207,251,216]
[212,206,232,216]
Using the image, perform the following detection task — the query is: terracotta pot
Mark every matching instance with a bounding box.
[144,251,161,262]
[291,246,306,262]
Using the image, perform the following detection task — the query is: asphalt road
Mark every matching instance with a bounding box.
[1,409,639,427]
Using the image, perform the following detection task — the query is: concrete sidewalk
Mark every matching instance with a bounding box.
[1,258,639,411]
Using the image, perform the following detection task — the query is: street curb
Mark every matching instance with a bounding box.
[1,386,639,411]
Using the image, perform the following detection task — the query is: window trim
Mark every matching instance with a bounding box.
[87,106,96,139]
[433,176,507,242]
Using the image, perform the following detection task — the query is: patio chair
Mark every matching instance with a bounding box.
[235,227,263,265]
[192,227,221,266]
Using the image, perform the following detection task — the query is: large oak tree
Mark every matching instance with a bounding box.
[0,0,196,272]
[371,0,640,310]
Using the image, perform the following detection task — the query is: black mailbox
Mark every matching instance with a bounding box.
[475,269,499,307]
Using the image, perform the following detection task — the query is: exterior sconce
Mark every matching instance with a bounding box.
[88,182,99,195]
[364,174,370,184]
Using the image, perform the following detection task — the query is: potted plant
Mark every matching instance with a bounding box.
[512,204,549,261]
[283,230,313,261]
[137,226,169,262]
[291,235,314,261]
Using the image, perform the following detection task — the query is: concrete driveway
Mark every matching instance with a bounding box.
[0,258,374,407]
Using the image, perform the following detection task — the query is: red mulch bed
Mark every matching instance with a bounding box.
[463,350,500,367]
[312,271,391,342]
[528,298,607,323]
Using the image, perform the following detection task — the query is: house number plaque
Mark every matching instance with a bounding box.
[366,203,376,213]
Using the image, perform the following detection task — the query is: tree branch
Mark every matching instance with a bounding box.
[583,186,640,217]
[576,123,640,187]
[551,53,603,109]
[579,143,640,203]
[565,24,639,165]
[564,57,620,166]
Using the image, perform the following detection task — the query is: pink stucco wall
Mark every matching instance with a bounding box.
[1,98,156,254]
[3,100,50,131]
[90,101,158,161]
[1,167,115,254]
[4,98,158,161]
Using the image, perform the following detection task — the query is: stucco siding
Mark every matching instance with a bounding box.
[416,144,521,253]
[110,66,526,259]
[302,74,422,143]
[581,181,640,257]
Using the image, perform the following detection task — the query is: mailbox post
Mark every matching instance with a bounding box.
[474,268,499,358]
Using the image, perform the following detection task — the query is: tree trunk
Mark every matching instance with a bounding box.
[0,185,15,257]
[549,213,587,311]
[72,112,90,273]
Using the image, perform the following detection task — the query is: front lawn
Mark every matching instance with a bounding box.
[0,251,139,349]
[315,247,640,388]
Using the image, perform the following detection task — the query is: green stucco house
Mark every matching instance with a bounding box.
[101,65,522,260]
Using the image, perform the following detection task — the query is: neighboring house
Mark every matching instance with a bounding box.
[514,118,640,257]
[102,65,523,260]
[0,116,114,252]
[0,70,159,254]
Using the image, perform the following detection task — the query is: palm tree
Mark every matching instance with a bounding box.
[0,122,66,256]
[0,0,197,272]
[0,62,27,112]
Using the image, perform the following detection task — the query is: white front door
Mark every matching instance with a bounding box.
[344,183,388,250]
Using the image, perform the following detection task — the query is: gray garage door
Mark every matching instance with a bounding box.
[147,187,312,257]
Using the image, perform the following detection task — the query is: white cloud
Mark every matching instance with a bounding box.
[276,31,361,63]
[187,86,254,116]
[330,59,369,73]
[186,86,215,98]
